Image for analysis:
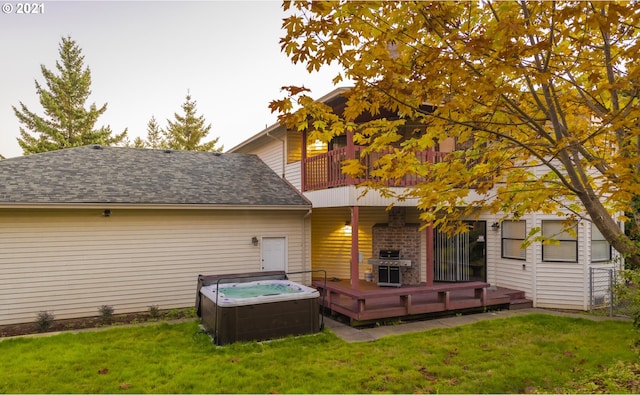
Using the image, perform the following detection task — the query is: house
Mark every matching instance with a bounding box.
[229,87,622,316]
[0,145,312,326]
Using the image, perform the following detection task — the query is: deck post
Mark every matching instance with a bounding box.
[301,129,307,191]
[350,205,360,289]
[346,129,355,185]
[426,223,434,286]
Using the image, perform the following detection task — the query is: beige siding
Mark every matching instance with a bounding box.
[230,129,286,178]
[285,162,302,191]
[0,208,310,326]
[247,138,285,177]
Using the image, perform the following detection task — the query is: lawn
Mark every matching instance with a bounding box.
[0,314,636,393]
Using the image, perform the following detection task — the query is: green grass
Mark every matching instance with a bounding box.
[0,314,637,393]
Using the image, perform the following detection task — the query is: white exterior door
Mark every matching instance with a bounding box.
[261,237,287,272]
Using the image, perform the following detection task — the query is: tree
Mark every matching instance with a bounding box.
[13,36,127,154]
[163,94,222,152]
[131,116,166,149]
[272,1,640,268]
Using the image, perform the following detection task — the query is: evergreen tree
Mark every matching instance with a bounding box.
[13,36,126,155]
[164,94,222,152]
[131,116,166,149]
[145,116,165,149]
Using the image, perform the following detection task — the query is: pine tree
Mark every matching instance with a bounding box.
[144,116,165,149]
[164,94,222,152]
[131,116,166,149]
[13,36,127,155]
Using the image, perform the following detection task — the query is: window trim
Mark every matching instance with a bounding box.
[501,220,527,260]
[541,220,578,263]
[591,223,612,262]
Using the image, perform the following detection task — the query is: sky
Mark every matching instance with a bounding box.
[0,0,343,158]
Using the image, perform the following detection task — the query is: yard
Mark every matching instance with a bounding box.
[0,314,637,393]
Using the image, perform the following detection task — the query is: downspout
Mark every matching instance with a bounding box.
[266,131,286,178]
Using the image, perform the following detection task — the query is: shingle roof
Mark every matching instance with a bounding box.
[0,145,311,207]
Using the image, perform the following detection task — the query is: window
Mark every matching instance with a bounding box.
[542,221,577,262]
[501,220,526,260]
[591,223,611,262]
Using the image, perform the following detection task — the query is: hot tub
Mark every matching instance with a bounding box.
[198,279,320,345]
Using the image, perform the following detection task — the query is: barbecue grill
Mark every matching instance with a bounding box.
[367,249,412,287]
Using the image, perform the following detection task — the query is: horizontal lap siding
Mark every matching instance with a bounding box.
[285,162,301,192]
[310,207,353,280]
[534,216,588,310]
[535,264,586,309]
[0,209,309,325]
[310,207,424,281]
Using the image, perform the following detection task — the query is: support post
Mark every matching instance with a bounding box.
[346,129,355,185]
[350,206,360,289]
[301,128,307,191]
[426,223,434,286]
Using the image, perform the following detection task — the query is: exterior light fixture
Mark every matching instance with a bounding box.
[251,236,259,246]
[103,209,111,217]
[343,220,352,235]
[491,222,500,230]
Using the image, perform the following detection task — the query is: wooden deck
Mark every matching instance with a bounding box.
[312,279,529,325]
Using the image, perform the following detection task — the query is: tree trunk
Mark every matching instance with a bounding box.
[579,189,640,269]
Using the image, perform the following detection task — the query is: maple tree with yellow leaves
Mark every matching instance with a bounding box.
[271,1,640,268]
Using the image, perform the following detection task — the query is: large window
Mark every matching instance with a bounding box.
[501,220,527,260]
[591,223,611,262]
[542,221,578,262]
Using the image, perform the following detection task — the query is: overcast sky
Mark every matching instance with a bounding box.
[0,1,343,158]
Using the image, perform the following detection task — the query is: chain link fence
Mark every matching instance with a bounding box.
[589,267,616,316]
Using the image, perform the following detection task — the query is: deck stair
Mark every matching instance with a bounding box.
[494,288,533,310]
[313,279,531,325]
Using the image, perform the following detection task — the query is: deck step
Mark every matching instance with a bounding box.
[509,298,533,310]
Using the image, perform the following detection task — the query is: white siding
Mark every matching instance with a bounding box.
[535,264,586,309]
[487,213,622,310]
[0,208,310,326]
[484,213,535,297]
[305,185,421,208]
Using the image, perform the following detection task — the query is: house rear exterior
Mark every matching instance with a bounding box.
[230,87,622,311]
[0,146,311,326]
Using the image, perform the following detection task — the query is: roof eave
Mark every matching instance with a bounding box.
[0,203,312,211]
[227,86,352,153]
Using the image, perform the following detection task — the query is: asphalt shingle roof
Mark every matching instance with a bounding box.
[0,145,311,207]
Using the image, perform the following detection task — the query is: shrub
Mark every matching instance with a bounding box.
[614,269,640,352]
[148,305,160,318]
[35,311,55,332]
[98,305,114,324]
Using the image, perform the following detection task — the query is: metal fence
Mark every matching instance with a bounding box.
[589,267,616,316]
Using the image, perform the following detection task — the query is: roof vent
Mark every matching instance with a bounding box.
[163,149,172,154]
[213,152,222,156]
[92,144,102,150]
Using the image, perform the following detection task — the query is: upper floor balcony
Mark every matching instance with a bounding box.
[301,144,445,192]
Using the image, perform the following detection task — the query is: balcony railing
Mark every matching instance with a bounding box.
[302,146,445,191]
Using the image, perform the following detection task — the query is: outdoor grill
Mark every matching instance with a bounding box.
[367,249,412,287]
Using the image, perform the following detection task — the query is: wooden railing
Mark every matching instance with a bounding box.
[302,146,445,191]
